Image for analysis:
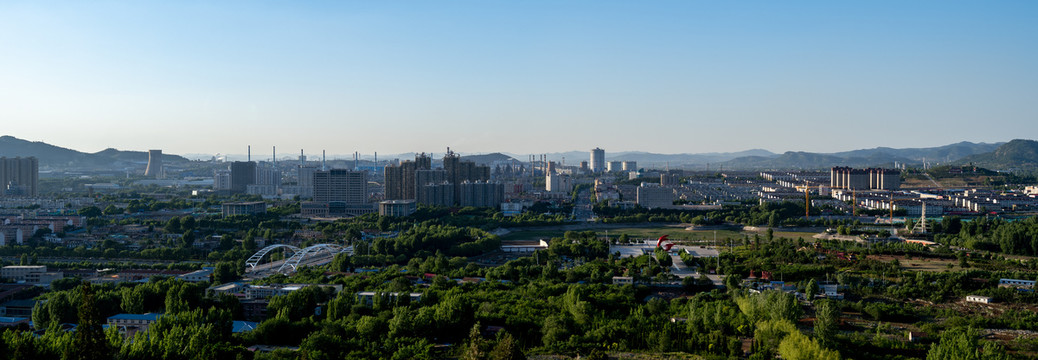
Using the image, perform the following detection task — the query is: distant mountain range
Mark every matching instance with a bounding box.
[0,135,189,170]
[517,142,1008,170]
[1,135,1034,172]
[718,142,1008,170]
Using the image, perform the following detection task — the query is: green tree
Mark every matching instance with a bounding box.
[926,327,1008,360]
[489,331,526,360]
[102,205,123,216]
[777,330,840,360]
[814,300,839,349]
[461,322,491,360]
[805,279,819,300]
[66,283,112,360]
[213,262,238,284]
[78,206,102,218]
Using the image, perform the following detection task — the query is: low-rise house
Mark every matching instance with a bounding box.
[999,278,1035,289]
[966,295,993,304]
[356,292,422,306]
[612,276,634,285]
[177,267,214,283]
[107,313,163,338]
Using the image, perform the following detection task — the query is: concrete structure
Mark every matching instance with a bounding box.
[966,295,992,304]
[379,200,416,217]
[590,148,605,173]
[313,169,367,204]
[221,202,267,216]
[0,157,38,197]
[622,161,637,171]
[607,161,623,173]
[144,150,163,178]
[637,184,674,209]
[230,161,257,193]
[546,172,572,193]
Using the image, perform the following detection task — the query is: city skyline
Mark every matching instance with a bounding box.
[3,2,1037,156]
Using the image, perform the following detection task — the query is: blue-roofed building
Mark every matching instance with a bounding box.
[0,316,28,327]
[232,321,259,333]
[107,313,163,338]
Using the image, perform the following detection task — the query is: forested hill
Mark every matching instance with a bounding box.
[0,135,189,170]
[958,139,1038,170]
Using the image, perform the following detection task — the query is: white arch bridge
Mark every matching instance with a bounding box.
[244,244,353,277]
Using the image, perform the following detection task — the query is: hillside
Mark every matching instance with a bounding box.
[459,152,516,165]
[721,151,916,170]
[0,135,189,170]
[958,139,1038,170]
[831,141,1001,162]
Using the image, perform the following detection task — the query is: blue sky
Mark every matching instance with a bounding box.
[1,1,1036,157]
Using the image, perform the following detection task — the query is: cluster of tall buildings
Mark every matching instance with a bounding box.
[384,150,502,208]
[0,157,38,198]
[587,148,636,173]
[830,167,901,190]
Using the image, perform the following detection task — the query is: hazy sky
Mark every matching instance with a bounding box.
[2,1,1036,157]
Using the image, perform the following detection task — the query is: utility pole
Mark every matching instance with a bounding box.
[715,230,719,270]
[805,185,810,219]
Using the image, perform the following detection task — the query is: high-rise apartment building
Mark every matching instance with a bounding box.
[443,150,491,204]
[546,172,572,193]
[213,170,231,191]
[590,148,605,173]
[385,153,432,200]
[295,165,318,198]
[458,181,504,208]
[831,167,900,190]
[230,161,257,193]
[313,169,368,204]
[0,157,38,197]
